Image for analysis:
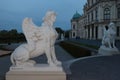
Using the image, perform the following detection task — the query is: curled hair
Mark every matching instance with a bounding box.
[43,10,56,22]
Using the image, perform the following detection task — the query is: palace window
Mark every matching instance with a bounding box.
[73,32,76,37]
[95,8,98,21]
[95,26,98,39]
[118,8,120,18]
[73,24,76,30]
[117,27,120,37]
[92,25,94,38]
[88,0,90,6]
[104,8,110,20]
[92,0,94,5]
[91,11,94,21]
[88,13,90,22]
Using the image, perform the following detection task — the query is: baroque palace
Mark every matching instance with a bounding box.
[71,0,120,40]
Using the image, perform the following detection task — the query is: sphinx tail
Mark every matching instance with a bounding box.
[10,53,15,65]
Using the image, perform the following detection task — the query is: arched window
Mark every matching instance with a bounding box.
[104,8,110,20]
[73,24,76,30]
[73,32,76,37]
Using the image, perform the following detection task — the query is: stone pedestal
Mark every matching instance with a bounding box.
[6,64,66,80]
[98,46,120,55]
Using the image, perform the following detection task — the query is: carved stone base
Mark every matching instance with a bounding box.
[6,64,66,80]
[98,46,120,55]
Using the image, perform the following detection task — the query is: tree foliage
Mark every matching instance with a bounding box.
[0,29,26,43]
[55,27,64,39]
[55,27,70,39]
[64,30,70,38]
[55,27,64,34]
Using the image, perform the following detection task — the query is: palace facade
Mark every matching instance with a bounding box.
[71,0,120,40]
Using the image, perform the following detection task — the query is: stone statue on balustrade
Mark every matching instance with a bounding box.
[98,22,120,55]
[10,11,61,67]
[61,33,64,41]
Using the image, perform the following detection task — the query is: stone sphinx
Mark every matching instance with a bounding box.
[61,33,64,41]
[102,22,116,48]
[10,11,61,67]
[98,22,120,55]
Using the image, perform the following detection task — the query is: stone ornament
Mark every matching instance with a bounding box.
[102,22,116,48]
[98,22,119,55]
[61,33,64,41]
[10,11,61,67]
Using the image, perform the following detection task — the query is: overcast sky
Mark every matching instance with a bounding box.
[0,0,87,32]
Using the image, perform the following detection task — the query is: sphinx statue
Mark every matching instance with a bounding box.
[10,11,61,67]
[61,33,64,41]
[102,22,116,48]
[98,22,119,55]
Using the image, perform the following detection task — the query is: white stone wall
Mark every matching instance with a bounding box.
[71,20,79,38]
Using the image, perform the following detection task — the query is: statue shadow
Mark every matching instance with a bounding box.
[31,54,47,64]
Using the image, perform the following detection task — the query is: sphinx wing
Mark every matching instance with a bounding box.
[103,26,107,36]
[22,18,40,45]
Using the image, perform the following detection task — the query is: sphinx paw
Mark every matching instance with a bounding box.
[54,60,62,66]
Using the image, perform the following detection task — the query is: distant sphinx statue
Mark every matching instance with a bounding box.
[98,22,119,55]
[61,33,64,41]
[10,11,61,67]
[102,22,116,48]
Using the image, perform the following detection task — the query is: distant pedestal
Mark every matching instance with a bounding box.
[6,64,66,80]
[98,46,120,55]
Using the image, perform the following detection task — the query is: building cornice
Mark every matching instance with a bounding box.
[84,0,116,11]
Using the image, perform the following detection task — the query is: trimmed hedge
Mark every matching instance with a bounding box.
[59,41,91,58]
[69,41,99,50]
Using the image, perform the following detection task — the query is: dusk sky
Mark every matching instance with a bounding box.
[0,0,87,32]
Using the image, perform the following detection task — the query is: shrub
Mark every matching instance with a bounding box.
[59,41,91,58]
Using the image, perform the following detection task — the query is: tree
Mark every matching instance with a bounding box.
[64,30,70,39]
[55,27,64,39]
[0,30,8,37]
[55,27,64,34]
[0,29,26,43]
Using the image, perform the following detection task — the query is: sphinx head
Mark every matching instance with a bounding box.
[43,10,57,24]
